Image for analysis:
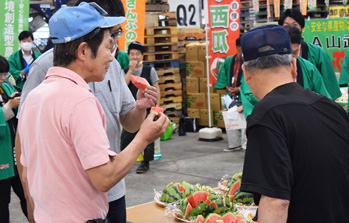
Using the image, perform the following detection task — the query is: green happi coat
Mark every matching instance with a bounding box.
[240,57,331,120]
[301,41,341,100]
[0,83,18,180]
[339,48,349,110]
[115,49,130,70]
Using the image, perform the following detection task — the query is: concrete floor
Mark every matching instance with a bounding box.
[9,131,245,222]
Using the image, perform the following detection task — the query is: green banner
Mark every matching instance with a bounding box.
[303,18,349,73]
[0,0,30,59]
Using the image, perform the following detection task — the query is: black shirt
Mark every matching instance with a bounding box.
[241,83,349,223]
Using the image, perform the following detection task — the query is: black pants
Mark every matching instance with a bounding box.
[120,129,154,161]
[0,175,28,223]
[107,196,126,223]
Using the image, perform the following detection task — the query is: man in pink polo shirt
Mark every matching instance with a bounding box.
[17,3,170,222]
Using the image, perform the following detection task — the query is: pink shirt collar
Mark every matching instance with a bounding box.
[46,67,92,92]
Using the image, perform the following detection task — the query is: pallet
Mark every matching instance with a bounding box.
[156,67,179,76]
[164,110,182,117]
[158,73,181,84]
[160,96,182,104]
[144,60,179,69]
[146,0,168,3]
[146,3,169,12]
[144,43,178,53]
[161,103,182,111]
[240,0,252,8]
[144,35,178,44]
[145,27,177,36]
[161,89,182,97]
[178,33,206,41]
[159,82,182,91]
[143,51,179,61]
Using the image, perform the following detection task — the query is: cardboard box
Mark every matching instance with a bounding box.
[186,61,206,78]
[210,93,221,110]
[199,78,213,93]
[213,110,225,128]
[198,42,206,62]
[185,43,199,61]
[200,109,213,126]
[186,77,199,93]
[214,89,227,95]
[145,13,159,27]
[188,108,200,118]
[187,93,207,109]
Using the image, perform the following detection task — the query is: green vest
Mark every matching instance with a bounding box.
[8,50,42,89]
[240,57,331,120]
[303,42,341,100]
[115,49,130,70]
[0,83,17,180]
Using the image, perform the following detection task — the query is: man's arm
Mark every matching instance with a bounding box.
[123,60,138,85]
[257,195,289,223]
[86,111,170,192]
[15,132,35,223]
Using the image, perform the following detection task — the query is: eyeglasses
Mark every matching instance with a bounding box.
[110,27,124,39]
[83,28,102,42]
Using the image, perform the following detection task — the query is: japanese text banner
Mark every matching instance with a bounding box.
[208,0,240,86]
[303,18,349,73]
[119,0,145,51]
[0,0,29,59]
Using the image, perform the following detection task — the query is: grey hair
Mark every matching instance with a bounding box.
[244,45,293,73]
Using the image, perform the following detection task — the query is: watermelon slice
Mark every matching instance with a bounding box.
[193,215,205,223]
[204,213,222,223]
[228,181,241,202]
[221,212,238,223]
[151,106,164,115]
[129,75,150,92]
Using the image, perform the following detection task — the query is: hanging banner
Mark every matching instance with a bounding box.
[252,0,259,14]
[308,0,317,11]
[329,5,349,18]
[119,0,145,51]
[208,0,240,86]
[303,18,349,73]
[300,0,308,15]
[274,0,280,18]
[285,0,293,9]
[0,0,30,59]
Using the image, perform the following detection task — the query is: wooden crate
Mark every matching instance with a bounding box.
[144,35,178,44]
[164,110,182,117]
[159,82,182,91]
[161,89,182,97]
[158,73,181,84]
[144,43,178,53]
[144,60,179,69]
[143,51,179,61]
[161,103,182,111]
[145,27,177,36]
[160,96,182,104]
[156,67,179,76]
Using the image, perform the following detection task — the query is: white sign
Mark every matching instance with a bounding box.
[173,0,202,28]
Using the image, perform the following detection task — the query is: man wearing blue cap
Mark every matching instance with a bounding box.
[16,2,170,222]
[240,25,349,222]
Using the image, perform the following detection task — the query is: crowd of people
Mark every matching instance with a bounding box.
[1,1,349,223]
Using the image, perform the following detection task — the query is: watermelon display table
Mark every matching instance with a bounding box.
[126,201,182,223]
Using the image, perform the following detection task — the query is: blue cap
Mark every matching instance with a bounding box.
[241,25,292,62]
[49,2,126,44]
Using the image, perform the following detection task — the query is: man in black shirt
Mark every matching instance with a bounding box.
[240,25,349,222]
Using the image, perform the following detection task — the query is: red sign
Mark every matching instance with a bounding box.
[207,0,241,86]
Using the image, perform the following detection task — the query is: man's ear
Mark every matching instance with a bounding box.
[76,42,89,61]
[291,57,297,79]
[242,64,251,83]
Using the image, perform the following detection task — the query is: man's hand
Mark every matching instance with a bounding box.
[227,86,240,95]
[135,86,158,109]
[135,110,170,145]
[128,60,139,72]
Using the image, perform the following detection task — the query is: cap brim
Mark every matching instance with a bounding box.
[102,17,126,28]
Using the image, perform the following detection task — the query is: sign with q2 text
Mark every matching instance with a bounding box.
[174,0,202,28]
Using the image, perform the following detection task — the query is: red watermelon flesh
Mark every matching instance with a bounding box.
[184,203,193,217]
[151,106,164,116]
[177,184,186,192]
[129,75,150,91]
[204,213,222,223]
[187,191,211,208]
[222,212,238,223]
[228,181,241,202]
[194,215,205,223]
[205,197,211,206]
[215,220,224,223]
[211,201,218,211]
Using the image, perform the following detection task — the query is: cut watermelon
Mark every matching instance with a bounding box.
[129,75,150,92]
[187,191,211,208]
[228,181,241,202]
[151,106,164,115]
[221,212,238,223]
[204,213,222,223]
[191,215,205,223]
